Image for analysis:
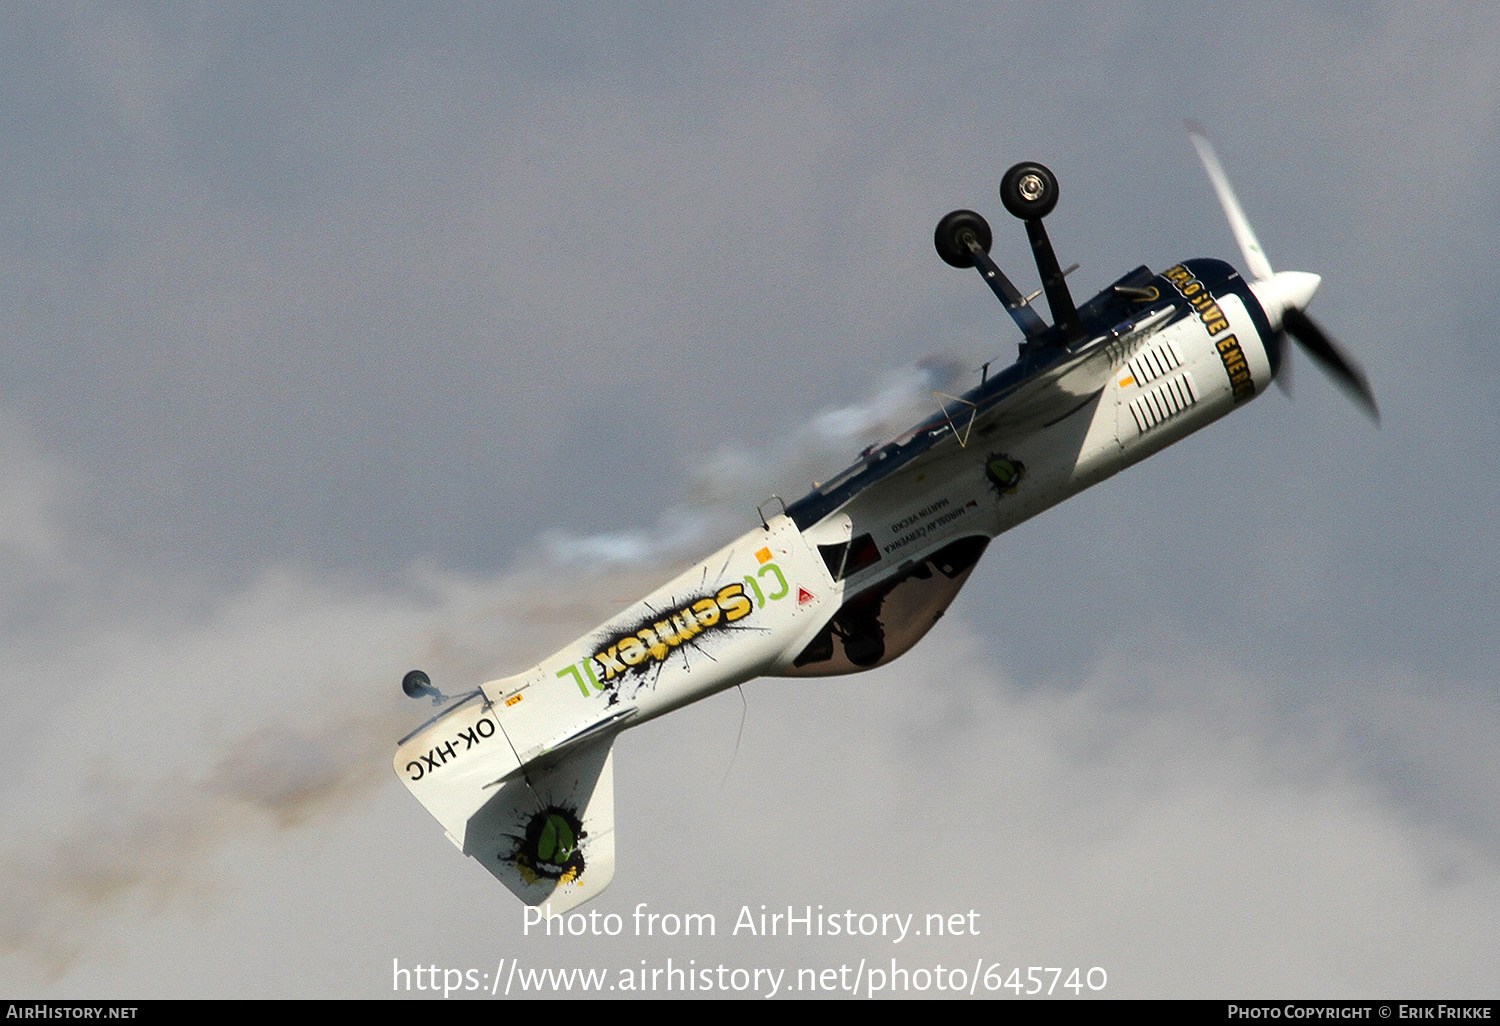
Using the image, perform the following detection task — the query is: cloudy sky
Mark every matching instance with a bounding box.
[2,1,1497,999]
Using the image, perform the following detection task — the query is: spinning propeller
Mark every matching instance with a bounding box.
[1187,122,1379,422]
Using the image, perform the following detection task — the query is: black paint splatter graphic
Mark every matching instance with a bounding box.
[509,805,588,885]
[588,582,763,699]
[984,453,1025,496]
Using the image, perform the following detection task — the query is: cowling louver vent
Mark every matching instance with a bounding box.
[1128,372,1198,434]
[1128,339,1184,386]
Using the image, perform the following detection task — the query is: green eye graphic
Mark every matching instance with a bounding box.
[538,814,576,863]
[985,453,1025,494]
[511,805,588,885]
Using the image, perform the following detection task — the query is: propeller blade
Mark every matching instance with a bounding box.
[1282,307,1379,423]
[1186,121,1275,282]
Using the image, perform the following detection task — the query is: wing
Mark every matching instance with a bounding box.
[971,305,1177,433]
[787,304,1178,527]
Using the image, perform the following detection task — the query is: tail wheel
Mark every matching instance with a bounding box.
[402,669,434,700]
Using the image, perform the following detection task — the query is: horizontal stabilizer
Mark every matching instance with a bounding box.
[463,737,617,914]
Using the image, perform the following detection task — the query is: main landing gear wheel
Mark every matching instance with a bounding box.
[933,209,993,268]
[1000,162,1059,220]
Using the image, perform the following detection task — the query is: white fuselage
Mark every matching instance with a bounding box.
[395,259,1276,812]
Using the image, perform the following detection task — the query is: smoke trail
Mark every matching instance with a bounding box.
[545,353,969,567]
[0,356,969,976]
[0,560,678,974]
